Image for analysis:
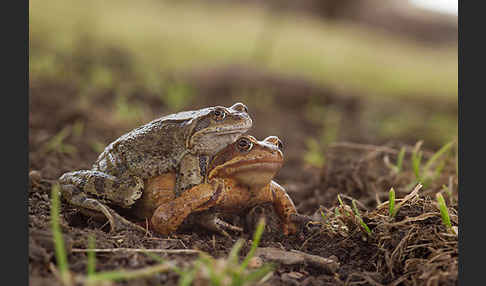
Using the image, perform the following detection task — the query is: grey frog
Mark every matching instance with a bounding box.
[59,102,252,233]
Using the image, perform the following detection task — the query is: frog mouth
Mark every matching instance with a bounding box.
[213,128,250,136]
[224,160,283,173]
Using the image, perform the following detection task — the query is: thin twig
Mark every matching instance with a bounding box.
[71,248,202,254]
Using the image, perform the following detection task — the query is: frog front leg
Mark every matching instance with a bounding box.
[150,180,225,235]
[255,181,298,235]
[59,170,146,233]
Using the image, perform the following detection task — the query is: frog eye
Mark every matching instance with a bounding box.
[212,109,226,121]
[237,137,253,152]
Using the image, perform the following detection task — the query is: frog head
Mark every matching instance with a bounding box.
[207,135,284,189]
[186,102,253,155]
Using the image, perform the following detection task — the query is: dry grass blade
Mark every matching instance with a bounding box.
[383,212,438,227]
[378,184,422,215]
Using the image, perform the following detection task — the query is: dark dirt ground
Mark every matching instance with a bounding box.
[29,69,458,286]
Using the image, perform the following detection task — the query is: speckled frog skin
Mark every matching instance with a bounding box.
[133,135,298,237]
[59,103,252,232]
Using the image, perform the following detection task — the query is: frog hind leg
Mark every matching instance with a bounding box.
[59,170,146,233]
[151,180,225,235]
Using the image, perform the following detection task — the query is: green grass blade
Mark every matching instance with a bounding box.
[424,140,455,172]
[239,218,265,272]
[351,200,371,235]
[87,263,172,282]
[334,207,340,217]
[86,235,96,277]
[433,156,448,179]
[319,209,326,222]
[396,147,406,173]
[411,150,423,181]
[228,239,245,265]
[337,194,344,207]
[242,264,274,284]
[72,120,85,138]
[177,267,198,286]
[197,253,221,286]
[388,188,396,217]
[44,126,71,152]
[50,184,70,283]
[436,193,454,234]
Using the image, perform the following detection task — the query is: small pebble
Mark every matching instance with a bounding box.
[247,256,263,269]
[29,170,42,182]
[286,272,304,280]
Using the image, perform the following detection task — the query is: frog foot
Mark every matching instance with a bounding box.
[109,210,149,234]
[289,213,322,234]
[197,212,243,238]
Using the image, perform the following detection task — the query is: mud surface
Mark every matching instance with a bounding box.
[29,71,458,285]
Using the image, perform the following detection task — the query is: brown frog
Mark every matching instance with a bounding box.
[59,103,252,232]
[133,135,298,236]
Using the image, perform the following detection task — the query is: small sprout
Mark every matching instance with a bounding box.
[337,195,350,217]
[389,188,396,217]
[432,158,447,181]
[334,207,340,217]
[392,184,423,219]
[411,149,423,182]
[303,138,325,168]
[441,176,455,204]
[436,193,456,235]
[352,200,371,236]
[337,194,344,207]
[319,209,326,222]
[386,147,407,174]
[43,126,78,154]
[423,140,455,172]
[72,120,85,139]
[396,147,406,173]
[408,140,455,189]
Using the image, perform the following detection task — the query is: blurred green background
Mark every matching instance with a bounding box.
[29,0,457,171]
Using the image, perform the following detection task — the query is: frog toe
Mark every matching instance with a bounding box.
[111,214,148,234]
[196,212,242,237]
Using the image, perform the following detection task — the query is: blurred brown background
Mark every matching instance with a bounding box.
[29,0,457,183]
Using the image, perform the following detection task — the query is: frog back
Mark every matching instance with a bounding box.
[92,115,196,178]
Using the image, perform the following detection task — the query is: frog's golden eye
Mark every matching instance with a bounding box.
[212,109,226,121]
[237,137,253,152]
